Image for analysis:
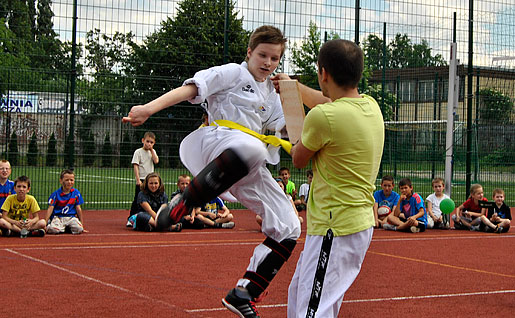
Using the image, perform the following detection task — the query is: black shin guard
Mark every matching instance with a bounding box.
[183,148,249,207]
[244,237,297,299]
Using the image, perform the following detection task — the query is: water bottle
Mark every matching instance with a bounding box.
[20,218,28,238]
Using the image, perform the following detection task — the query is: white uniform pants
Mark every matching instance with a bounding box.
[180,127,301,287]
[288,227,373,318]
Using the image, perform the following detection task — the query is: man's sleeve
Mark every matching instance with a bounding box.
[301,106,330,152]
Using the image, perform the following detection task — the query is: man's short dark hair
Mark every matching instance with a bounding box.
[318,39,363,88]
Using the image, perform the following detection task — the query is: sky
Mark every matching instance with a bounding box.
[50,0,515,72]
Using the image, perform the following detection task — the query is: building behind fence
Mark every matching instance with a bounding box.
[1,0,513,209]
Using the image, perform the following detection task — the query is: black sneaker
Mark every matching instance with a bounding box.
[1,228,11,237]
[155,193,189,231]
[222,288,260,318]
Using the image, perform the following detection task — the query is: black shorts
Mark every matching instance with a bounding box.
[399,216,426,232]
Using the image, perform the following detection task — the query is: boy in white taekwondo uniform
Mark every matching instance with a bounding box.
[124,25,301,318]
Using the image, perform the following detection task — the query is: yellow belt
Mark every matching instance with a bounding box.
[210,119,292,155]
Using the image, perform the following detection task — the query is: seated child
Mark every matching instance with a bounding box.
[383,178,427,233]
[425,177,451,229]
[373,175,400,228]
[480,188,511,233]
[130,172,181,232]
[193,197,235,229]
[279,167,297,201]
[256,178,303,229]
[0,176,46,237]
[0,159,15,219]
[294,169,312,212]
[452,183,487,231]
[46,169,85,235]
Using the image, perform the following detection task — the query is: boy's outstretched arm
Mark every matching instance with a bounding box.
[123,84,198,126]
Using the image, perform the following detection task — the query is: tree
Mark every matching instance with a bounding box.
[7,0,34,56]
[363,33,446,71]
[27,132,38,166]
[7,131,18,165]
[79,29,134,115]
[289,21,339,89]
[128,0,250,99]
[478,88,513,124]
[101,132,113,167]
[46,132,57,166]
[119,131,133,168]
[33,0,65,72]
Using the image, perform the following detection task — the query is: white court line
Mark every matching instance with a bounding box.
[186,289,515,313]
[11,241,262,251]
[4,249,184,312]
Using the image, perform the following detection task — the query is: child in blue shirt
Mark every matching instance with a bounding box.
[45,169,85,234]
[373,175,400,228]
[383,178,427,233]
[0,160,15,218]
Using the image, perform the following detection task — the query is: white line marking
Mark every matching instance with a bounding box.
[5,249,183,311]
[186,289,515,313]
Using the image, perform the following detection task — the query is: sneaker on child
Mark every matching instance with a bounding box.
[222,288,260,318]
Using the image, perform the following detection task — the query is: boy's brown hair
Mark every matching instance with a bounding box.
[14,175,31,188]
[381,175,394,184]
[143,131,156,140]
[177,174,190,184]
[247,25,287,58]
[60,169,75,180]
[279,167,291,174]
[431,177,444,186]
[492,188,505,197]
[398,178,412,188]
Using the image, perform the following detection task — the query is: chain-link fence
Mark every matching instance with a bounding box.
[1,0,513,209]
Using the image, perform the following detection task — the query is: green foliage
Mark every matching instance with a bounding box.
[82,132,96,167]
[480,145,515,167]
[478,88,513,124]
[363,85,396,121]
[289,21,339,89]
[119,131,133,168]
[27,132,38,166]
[128,0,250,99]
[363,33,446,71]
[78,115,96,167]
[101,132,113,167]
[8,131,18,165]
[46,132,57,166]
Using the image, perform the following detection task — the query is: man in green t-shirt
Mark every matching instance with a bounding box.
[273,39,384,318]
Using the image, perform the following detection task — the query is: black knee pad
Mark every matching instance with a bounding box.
[244,237,297,299]
[184,148,249,207]
[135,212,152,232]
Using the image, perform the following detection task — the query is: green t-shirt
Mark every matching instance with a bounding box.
[286,180,296,197]
[301,94,384,236]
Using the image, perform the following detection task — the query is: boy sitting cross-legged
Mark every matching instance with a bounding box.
[383,178,427,233]
[0,176,46,237]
